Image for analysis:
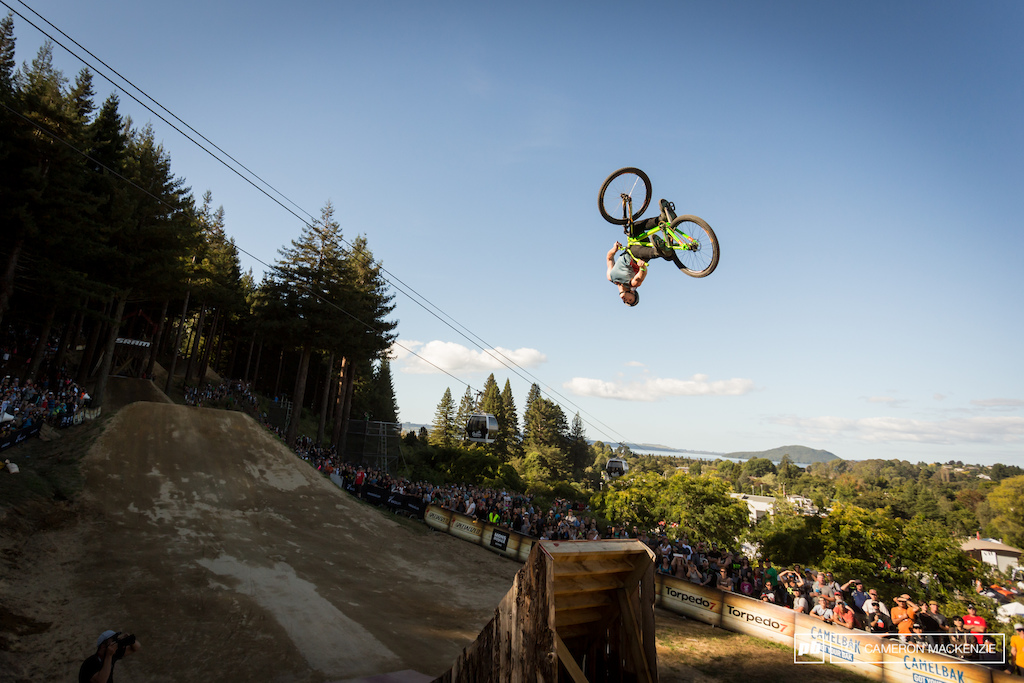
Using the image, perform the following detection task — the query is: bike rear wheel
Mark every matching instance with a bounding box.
[598,167,652,225]
[666,215,719,278]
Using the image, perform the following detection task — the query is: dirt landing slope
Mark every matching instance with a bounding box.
[103,376,174,411]
[10,403,519,682]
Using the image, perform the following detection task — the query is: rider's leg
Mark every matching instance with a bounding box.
[628,217,671,260]
[629,216,661,242]
[628,243,657,261]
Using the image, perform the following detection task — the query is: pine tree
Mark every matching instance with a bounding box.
[568,412,590,475]
[501,379,523,460]
[480,373,509,459]
[522,383,542,443]
[371,358,399,423]
[262,202,352,446]
[430,387,457,448]
[524,397,568,450]
[454,386,475,441]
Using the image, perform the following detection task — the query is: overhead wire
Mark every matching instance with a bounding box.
[2,0,638,448]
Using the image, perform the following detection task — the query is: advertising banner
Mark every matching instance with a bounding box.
[0,423,42,452]
[424,505,453,533]
[655,575,723,627]
[878,642,996,683]
[448,511,485,545]
[792,612,883,680]
[362,484,387,506]
[721,593,797,646]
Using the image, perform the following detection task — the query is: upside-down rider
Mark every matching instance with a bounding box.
[606,200,675,307]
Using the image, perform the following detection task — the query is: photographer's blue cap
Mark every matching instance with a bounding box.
[96,630,117,649]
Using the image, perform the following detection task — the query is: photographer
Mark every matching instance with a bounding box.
[79,630,142,683]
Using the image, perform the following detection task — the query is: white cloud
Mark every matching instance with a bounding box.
[768,414,1024,445]
[564,374,755,401]
[393,340,546,375]
[625,361,646,368]
[970,398,1024,408]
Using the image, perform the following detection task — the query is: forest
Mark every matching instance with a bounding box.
[0,18,398,450]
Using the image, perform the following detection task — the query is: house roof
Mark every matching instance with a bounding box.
[961,538,1022,554]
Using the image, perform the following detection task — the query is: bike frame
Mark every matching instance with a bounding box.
[618,196,701,255]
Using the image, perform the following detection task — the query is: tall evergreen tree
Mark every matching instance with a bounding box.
[430,387,457,448]
[522,383,542,443]
[454,386,475,441]
[480,373,509,459]
[262,202,351,447]
[501,379,523,460]
[568,412,590,475]
[524,396,568,450]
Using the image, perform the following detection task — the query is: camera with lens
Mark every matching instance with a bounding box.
[112,633,136,660]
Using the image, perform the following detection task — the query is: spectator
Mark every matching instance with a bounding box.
[891,594,919,635]
[918,601,947,644]
[867,589,890,617]
[716,567,734,592]
[792,587,810,614]
[907,620,929,646]
[865,601,893,634]
[963,604,987,645]
[810,595,835,622]
[831,600,856,629]
[79,630,141,683]
[759,580,780,605]
[1009,623,1024,676]
[844,579,869,613]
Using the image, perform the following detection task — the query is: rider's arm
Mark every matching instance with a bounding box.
[606,242,620,280]
[630,261,648,288]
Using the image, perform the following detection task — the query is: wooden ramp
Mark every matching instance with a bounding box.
[433,539,658,683]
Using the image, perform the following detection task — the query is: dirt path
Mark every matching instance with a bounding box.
[1,380,870,682]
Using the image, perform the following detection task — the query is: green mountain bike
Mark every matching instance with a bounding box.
[598,167,720,278]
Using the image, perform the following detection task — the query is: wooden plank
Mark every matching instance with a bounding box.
[640,563,658,683]
[540,539,655,560]
[552,556,636,578]
[555,606,607,628]
[554,631,590,683]
[616,588,655,683]
[555,590,614,611]
[552,574,623,595]
[555,621,601,641]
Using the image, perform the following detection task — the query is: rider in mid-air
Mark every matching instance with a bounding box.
[605,202,675,307]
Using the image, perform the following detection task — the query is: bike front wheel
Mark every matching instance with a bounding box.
[665,215,719,278]
[598,167,652,225]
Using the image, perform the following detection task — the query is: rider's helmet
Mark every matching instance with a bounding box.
[624,289,639,307]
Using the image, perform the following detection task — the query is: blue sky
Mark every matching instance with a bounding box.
[9,1,1023,466]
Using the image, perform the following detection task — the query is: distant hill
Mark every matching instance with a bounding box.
[724,445,840,464]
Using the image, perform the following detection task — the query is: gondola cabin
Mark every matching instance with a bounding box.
[605,456,629,477]
[465,413,499,443]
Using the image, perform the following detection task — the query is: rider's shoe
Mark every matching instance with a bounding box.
[652,235,672,259]
[659,199,677,223]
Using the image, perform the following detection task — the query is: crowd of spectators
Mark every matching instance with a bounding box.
[183,380,259,413]
[0,371,90,440]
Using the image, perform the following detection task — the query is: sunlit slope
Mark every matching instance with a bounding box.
[78,402,518,680]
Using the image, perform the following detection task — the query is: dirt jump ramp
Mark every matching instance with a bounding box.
[435,539,659,683]
[66,402,520,681]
